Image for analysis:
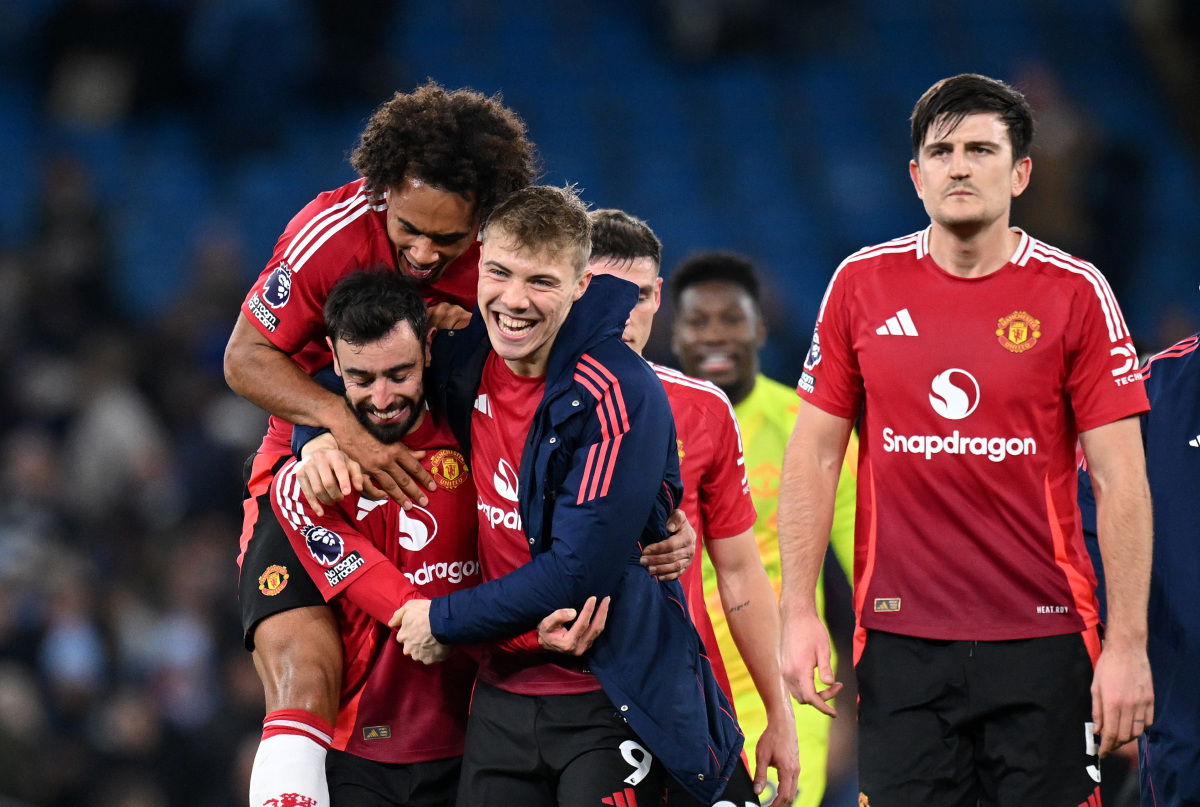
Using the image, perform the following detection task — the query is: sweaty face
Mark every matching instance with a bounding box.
[331,322,430,444]
[671,281,763,404]
[910,112,1031,231]
[385,175,478,285]
[478,236,591,377]
[586,256,661,356]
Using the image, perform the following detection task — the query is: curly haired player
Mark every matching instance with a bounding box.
[223,82,536,807]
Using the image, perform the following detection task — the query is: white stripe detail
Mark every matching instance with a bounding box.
[895,308,919,336]
[1031,241,1128,338]
[653,365,747,457]
[284,192,367,265]
[818,233,922,323]
[1011,229,1034,265]
[289,195,369,273]
[263,718,333,746]
[884,317,903,335]
[1029,248,1124,342]
[916,226,931,259]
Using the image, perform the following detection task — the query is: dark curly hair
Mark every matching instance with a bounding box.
[351,81,538,216]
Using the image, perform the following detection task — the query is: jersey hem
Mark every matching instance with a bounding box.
[859,618,1093,642]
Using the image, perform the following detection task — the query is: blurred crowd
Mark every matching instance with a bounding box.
[0,152,269,807]
[2,1,1198,806]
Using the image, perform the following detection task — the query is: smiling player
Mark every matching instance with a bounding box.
[223,83,536,807]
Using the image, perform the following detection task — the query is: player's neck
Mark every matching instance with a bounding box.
[503,339,553,379]
[405,403,428,436]
[927,216,1022,279]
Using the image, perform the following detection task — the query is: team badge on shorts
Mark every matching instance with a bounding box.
[258,565,289,596]
[429,450,468,490]
[996,311,1041,353]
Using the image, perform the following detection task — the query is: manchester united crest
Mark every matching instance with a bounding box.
[996,311,1041,353]
[429,450,468,490]
[258,564,289,596]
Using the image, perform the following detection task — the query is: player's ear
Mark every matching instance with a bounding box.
[1011,155,1032,198]
[571,268,592,302]
[328,336,344,377]
[909,159,924,199]
[652,276,663,312]
[424,326,435,367]
[753,305,767,349]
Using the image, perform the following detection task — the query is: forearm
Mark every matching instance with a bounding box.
[1093,472,1152,646]
[777,430,842,620]
[717,554,790,719]
[224,314,348,429]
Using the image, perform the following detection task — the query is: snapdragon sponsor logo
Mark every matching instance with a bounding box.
[403,559,480,586]
[883,368,1036,462]
[882,428,1037,462]
[478,497,522,530]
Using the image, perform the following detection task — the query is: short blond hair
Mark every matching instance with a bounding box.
[482,185,592,275]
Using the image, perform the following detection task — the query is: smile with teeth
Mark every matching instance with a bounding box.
[368,406,406,421]
[496,312,536,337]
[402,256,436,278]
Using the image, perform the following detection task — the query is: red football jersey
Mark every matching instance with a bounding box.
[271,409,480,764]
[241,178,480,454]
[801,228,1149,644]
[653,364,757,705]
[471,352,602,695]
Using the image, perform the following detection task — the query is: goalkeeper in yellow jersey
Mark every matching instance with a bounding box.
[670,253,857,807]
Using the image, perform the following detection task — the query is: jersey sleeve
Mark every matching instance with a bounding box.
[697,396,757,540]
[1064,279,1150,433]
[798,266,864,419]
[240,198,365,355]
[270,459,419,608]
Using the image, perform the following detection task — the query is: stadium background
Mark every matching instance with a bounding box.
[1,0,1197,805]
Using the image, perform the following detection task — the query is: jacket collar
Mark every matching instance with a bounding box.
[544,273,638,389]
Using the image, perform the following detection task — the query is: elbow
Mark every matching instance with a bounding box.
[223,341,244,394]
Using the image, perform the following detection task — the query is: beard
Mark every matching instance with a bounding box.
[349,395,424,444]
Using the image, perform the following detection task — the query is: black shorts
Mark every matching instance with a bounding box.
[325,750,460,807]
[856,628,1102,807]
[238,452,326,650]
[664,757,758,807]
[457,682,667,807]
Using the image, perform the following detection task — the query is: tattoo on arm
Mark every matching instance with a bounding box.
[728,600,750,614]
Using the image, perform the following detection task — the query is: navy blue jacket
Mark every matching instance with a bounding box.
[1078,334,1200,806]
[424,274,742,802]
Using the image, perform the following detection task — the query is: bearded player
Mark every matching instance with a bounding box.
[669,251,858,807]
[223,83,536,806]
[586,210,798,807]
[268,271,610,806]
[779,73,1153,807]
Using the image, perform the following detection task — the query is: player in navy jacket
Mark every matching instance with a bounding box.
[1079,333,1199,806]
[411,272,742,803]
[387,189,743,803]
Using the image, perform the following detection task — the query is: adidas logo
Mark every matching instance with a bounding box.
[1190,436,1200,448]
[876,308,919,337]
[356,496,385,521]
[474,394,492,418]
[601,789,640,807]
